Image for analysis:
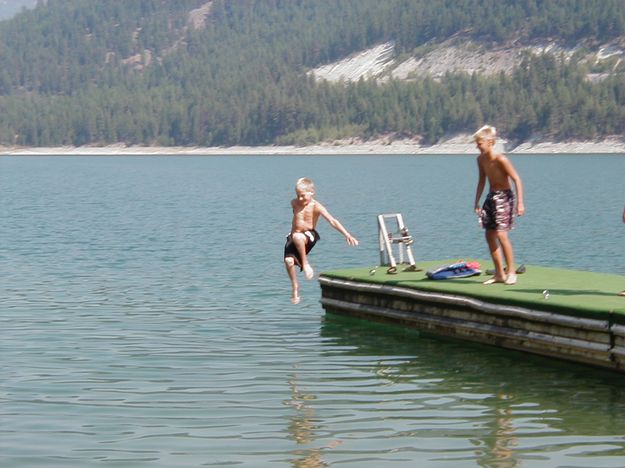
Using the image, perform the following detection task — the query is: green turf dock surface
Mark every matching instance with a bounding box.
[322,260,625,320]
[319,260,625,372]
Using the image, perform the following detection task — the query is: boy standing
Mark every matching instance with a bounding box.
[473,125,525,285]
[284,177,358,304]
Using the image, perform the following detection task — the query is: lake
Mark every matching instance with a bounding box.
[1,154,625,467]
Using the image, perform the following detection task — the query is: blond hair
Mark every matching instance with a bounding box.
[473,125,497,142]
[295,177,315,193]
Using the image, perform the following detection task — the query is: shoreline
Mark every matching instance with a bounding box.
[2,137,625,155]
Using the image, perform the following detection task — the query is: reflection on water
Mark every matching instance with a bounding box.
[285,366,343,467]
[489,392,519,468]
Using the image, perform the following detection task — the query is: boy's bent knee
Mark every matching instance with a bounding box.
[284,257,295,267]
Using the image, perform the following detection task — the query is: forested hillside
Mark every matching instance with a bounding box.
[1,0,625,147]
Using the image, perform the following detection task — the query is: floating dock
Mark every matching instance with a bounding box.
[319,260,625,373]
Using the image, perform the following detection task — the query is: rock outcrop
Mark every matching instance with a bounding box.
[310,37,625,83]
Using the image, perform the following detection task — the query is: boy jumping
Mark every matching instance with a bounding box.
[284,177,358,304]
[473,125,525,285]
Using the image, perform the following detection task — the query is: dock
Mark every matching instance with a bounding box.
[319,260,625,373]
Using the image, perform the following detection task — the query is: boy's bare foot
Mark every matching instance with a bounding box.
[504,273,517,285]
[619,290,625,297]
[291,291,301,304]
[483,276,505,285]
[303,264,314,280]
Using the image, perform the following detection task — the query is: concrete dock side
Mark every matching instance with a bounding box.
[319,260,625,372]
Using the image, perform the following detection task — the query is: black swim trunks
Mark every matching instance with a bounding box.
[480,189,514,231]
[284,229,320,270]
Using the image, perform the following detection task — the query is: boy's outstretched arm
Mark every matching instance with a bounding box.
[317,203,359,246]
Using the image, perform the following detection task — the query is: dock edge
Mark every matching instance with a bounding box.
[319,276,625,373]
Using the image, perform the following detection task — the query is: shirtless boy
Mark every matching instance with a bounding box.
[473,125,525,285]
[284,177,358,304]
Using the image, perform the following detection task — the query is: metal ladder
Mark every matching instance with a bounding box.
[377,213,421,274]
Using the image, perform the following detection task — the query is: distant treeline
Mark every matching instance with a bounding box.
[0,0,625,146]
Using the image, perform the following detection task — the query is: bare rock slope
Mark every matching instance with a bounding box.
[311,38,624,83]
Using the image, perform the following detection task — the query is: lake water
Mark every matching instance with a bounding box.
[1,154,625,467]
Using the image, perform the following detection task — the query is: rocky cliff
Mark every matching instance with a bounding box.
[311,37,625,83]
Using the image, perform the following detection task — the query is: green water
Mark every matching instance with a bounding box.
[1,154,625,467]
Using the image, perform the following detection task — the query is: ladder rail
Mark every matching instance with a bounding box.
[377,213,419,273]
